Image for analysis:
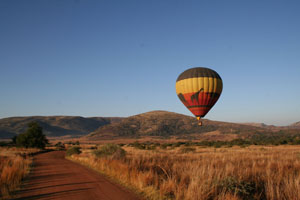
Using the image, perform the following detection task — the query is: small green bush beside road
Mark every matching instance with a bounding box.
[93,144,126,159]
[66,146,81,156]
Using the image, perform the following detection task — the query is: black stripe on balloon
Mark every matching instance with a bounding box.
[177,93,187,103]
[187,105,212,108]
[181,92,221,98]
[176,67,222,82]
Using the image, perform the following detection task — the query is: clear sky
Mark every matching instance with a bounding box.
[1,0,300,125]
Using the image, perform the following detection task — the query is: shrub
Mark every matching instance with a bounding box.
[214,176,259,199]
[172,142,183,148]
[66,146,81,156]
[160,143,168,149]
[131,141,146,150]
[93,144,126,159]
[180,147,196,153]
[0,141,10,147]
[239,144,250,148]
[54,142,65,150]
[214,143,222,148]
[15,122,48,149]
[145,144,156,150]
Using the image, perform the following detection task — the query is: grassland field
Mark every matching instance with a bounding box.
[67,143,300,200]
[1,140,300,200]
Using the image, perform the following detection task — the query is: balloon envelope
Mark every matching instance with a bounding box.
[176,67,223,119]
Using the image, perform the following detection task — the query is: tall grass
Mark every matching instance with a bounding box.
[0,147,37,199]
[69,145,300,200]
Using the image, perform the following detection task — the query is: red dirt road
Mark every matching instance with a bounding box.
[14,151,141,200]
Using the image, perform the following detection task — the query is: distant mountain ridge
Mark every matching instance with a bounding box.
[1,111,299,140]
[0,116,123,139]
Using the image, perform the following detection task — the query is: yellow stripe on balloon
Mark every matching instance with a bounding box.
[175,77,222,94]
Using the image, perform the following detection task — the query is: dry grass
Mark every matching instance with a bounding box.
[68,145,300,200]
[0,147,38,199]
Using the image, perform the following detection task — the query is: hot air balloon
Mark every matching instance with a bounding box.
[175,67,223,126]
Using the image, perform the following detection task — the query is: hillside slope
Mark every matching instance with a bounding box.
[290,121,300,127]
[0,116,123,138]
[87,111,269,140]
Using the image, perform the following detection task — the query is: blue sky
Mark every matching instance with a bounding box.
[1,0,300,125]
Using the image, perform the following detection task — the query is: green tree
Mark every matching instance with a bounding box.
[12,135,17,144]
[16,122,48,149]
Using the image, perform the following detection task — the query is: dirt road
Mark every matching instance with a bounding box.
[14,151,140,200]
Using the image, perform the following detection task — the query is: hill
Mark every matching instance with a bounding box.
[87,111,274,140]
[290,121,300,127]
[0,116,122,139]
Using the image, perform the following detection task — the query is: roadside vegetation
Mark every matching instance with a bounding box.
[66,146,81,156]
[68,143,300,200]
[0,122,47,199]
[0,147,39,199]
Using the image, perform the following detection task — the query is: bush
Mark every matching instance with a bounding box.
[180,147,196,153]
[131,141,146,150]
[172,142,183,148]
[15,122,48,149]
[145,144,156,150]
[93,144,126,159]
[160,143,168,149]
[214,176,259,199]
[214,143,222,148]
[0,141,10,147]
[54,142,65,150]
[66,146,81,156]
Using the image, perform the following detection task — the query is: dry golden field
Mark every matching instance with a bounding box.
[68,144,300,200]
[0,147,39,199]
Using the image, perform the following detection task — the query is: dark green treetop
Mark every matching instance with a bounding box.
[15,121,48,149]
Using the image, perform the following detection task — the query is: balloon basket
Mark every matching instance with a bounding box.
[198,121,202,126]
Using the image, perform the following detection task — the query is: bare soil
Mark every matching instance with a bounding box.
[13,151,140,200]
